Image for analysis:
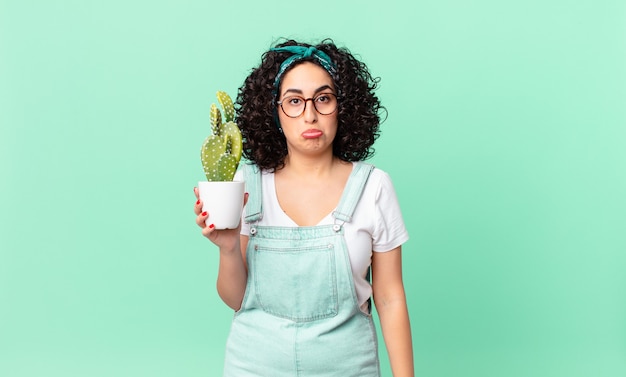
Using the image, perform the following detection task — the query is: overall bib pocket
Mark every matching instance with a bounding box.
[252,243,338,322]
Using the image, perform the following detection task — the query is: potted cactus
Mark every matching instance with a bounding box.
[197,91,245,229]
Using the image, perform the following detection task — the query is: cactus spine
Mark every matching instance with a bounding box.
[201,91,243,181]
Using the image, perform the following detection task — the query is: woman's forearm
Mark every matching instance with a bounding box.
[377,298,415,376]
[216,245,248,311]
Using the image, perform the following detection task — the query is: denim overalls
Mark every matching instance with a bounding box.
[223,162,381,377]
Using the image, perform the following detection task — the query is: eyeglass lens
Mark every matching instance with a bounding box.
[278,93,337,118]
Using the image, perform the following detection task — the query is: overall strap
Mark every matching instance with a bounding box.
[335,162,376,314]
[333,162,375,224]
[242,164,263,223]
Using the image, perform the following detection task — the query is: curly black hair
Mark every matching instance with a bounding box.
[235,38,385,171]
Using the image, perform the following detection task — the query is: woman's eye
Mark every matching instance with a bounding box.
[288,97,302,105]
[316,94,333,103]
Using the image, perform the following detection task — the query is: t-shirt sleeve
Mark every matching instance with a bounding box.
[372,171,409,252]
[233,168,251,236]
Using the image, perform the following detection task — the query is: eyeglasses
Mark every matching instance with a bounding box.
[277,93,338,118]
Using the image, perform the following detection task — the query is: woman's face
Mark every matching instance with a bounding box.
[277,62,338,158]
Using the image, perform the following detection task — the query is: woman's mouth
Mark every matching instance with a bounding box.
[302,129,323,139]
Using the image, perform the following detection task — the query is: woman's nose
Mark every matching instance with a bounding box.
[303,99,318,123]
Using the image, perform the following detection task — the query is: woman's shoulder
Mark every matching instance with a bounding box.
[353,163,401,205]
[234,163,275,179]
[355,162,393,185]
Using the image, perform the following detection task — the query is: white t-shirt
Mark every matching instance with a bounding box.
[235,163,409,310]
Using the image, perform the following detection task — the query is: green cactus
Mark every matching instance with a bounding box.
[201,91,243,181]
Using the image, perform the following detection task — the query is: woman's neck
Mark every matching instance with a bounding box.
[281,153,341,179]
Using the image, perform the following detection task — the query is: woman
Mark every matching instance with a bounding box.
[194,39,414,376]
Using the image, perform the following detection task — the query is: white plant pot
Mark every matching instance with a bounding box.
[197,180,245,230]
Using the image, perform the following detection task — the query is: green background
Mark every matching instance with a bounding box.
[1,0,625,376]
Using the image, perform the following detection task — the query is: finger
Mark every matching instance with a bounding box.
[194,198,203,215]
[243,192,249,206]
[196,211,209,228]
[194,186,199,199]
[201,222,216,238]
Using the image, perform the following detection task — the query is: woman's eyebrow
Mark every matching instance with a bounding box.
[282,88,304,96]
[314,85,334,93]
[282,85,335,97]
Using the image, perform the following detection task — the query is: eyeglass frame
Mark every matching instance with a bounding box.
[276,92,339,118]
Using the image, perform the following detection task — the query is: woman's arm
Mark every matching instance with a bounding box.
[214,234,248,310]
[195,188,249,311]
[372,246,414,377]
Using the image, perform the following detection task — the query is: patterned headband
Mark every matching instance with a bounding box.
[270,46,338,93]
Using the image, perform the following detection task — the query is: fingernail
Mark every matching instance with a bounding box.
[196,199,200,205]
[209,224,215,229]
[201,211,207,216]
